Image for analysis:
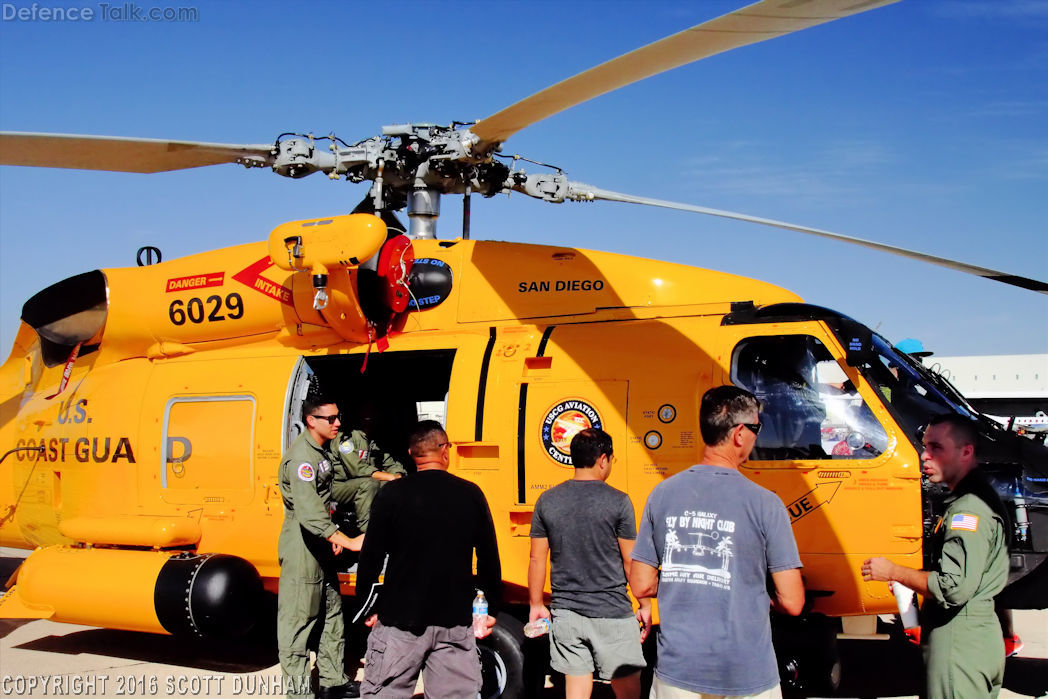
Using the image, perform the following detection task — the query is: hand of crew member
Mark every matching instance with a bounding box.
[861,556,895,582]
[328,529,363,553]
[636,599,653,642]
[365,614,378,628]
[371,471,401,482]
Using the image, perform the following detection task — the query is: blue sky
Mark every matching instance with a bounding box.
[1,0,1046,360]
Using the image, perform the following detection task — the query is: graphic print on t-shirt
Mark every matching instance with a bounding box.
[661,510,736,590]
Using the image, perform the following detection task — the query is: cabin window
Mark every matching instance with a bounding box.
[162,396,256,491]
[731,335,888,460]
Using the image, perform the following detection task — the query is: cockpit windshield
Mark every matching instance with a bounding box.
[854,334,973,446]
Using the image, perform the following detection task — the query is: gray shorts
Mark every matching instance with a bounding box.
[361,622,480,698]
[550,608,647,681]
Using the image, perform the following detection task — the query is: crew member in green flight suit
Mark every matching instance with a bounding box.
[329,399,408,534]
[278,395,364,699]
[862,413,1008,699]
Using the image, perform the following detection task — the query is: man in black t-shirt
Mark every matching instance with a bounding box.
[356,420,501,698]
[529,428,649,698]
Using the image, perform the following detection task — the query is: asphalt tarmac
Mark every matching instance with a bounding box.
[1,553,1045,698]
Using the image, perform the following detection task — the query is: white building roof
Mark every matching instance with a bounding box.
[926,354,1048,399]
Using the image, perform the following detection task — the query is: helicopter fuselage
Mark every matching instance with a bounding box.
[1,235,1044,639]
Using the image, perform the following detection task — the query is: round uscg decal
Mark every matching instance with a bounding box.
[658,404,676,423]
[541,399,604,466]
[644,430,663,450]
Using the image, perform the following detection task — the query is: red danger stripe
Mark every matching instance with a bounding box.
[232,257,294,306]
[166,272,225,293]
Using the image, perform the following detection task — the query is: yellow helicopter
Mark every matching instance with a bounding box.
[1,0,1046,696]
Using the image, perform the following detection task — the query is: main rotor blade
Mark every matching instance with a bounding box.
[572,185,1048,295]
[0,132,273,173]
[472,0,899,149]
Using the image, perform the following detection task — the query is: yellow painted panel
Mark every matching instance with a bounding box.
[59,515,201,547]
[16,546,168,634]
[523,381,628,505]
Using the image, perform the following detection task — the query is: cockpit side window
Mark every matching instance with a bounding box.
[732,335,889,460]
[857,334,965,447]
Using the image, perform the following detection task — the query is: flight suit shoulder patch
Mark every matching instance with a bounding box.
[339,439,354,455]
[297,463,316,482]
[949,512,979,532]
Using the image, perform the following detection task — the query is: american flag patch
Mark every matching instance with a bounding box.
[950,513,979,532]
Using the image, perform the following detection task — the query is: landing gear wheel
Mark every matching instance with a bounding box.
[477,613,525,699]
[780,654,841,698]
[775,615,841,697]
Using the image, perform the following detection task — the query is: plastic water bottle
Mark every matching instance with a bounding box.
[472,590,489,638]
[523,618,550,638]
[1013,482,1030,544]
[893,582,919,629]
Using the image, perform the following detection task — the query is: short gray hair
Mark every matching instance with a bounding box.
[700,385,760,446]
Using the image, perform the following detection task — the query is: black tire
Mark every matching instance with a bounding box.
[774,614,841,697]
[477,613,525,699]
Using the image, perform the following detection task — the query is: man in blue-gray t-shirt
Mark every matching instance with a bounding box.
[630,385,805,698]
[529,428,649,698]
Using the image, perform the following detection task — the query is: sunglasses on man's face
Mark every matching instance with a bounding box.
[738,422,762,436]
[311,413,341,424]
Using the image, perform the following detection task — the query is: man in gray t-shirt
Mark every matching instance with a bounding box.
[530,428,649,698]
[630,386,804,698]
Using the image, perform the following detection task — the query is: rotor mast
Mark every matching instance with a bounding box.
[407,189,440,239]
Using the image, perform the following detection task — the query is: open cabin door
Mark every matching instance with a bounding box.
[284,357,313,451]
[294,349,458,470]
